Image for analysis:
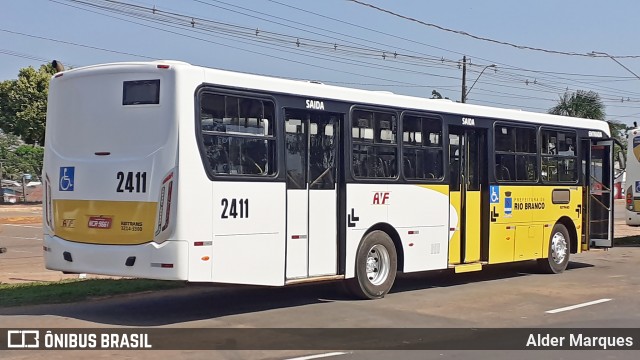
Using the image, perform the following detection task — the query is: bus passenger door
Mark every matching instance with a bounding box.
[448,127,488,264]
[589,141,614,247]
[284,109,340,279]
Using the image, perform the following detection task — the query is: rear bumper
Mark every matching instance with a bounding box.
[625,210,640,226]
[44,234,188,280]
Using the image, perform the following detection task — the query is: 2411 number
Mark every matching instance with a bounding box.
[116,171,147,193]
[221,198,249,219]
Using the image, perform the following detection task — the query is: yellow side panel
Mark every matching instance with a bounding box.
[464,191,481,263]
[515,225,543,261]
[53,200,157,245]
[490,185,583,261]
[449,191,461,264]
[489,225,514,264]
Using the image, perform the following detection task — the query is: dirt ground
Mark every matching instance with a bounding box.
[0,204,119,284]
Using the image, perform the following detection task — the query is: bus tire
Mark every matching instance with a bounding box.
[347,230,397,300]
[538,223,570,274]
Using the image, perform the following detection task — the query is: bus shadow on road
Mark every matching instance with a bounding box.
[390,260,594,294]
[0,261,594,326]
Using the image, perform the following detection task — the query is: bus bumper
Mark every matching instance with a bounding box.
[625,210,640,226]
[43,235,188,280]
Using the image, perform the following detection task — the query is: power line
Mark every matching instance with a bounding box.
[0,28,156,60]
[83,0,640,102]
[348,0,640,59]
[33,0,640,119]
[47,0,444,86]
[0,49,51,63]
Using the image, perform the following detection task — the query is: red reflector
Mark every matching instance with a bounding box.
[161,263,174,268]
[408,243,414,247]
[157,64,170,69]
[194,241,204,246]
[449,228,456,231]
[292,235,300,239]
[94,152,111,156]
[54,73,63,78]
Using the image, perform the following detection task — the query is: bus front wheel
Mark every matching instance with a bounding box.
[538,223,570,274]
[347,230,397,300]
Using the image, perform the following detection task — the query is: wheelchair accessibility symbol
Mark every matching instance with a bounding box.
[59,167,75,191]
[490,185,500,204]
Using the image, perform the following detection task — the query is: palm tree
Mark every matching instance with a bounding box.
[548,90,605,120]
[549,89,627,176]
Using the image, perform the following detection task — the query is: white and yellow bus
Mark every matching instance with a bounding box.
[625,126,640,225]
[43,61,615,299]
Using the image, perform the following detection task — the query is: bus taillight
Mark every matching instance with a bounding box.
[155,170,175,239]
[45,174,53,231]
[626,185,634,211]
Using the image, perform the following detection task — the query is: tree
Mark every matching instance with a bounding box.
[548,90,605,120]
[0,131,43,181]
[549,89,626,172]
[0,63,56,145]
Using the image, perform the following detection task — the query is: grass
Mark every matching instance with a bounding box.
[0,278,186,307]
[614,235,640,246]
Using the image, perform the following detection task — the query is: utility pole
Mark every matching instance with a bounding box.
[461,57,497,104]
[461,55,467,103]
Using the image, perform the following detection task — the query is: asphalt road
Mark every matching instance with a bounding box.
[1,205,640,360]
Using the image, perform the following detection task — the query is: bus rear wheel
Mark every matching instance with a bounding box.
[538,223,570,274]
[347,230,397,300]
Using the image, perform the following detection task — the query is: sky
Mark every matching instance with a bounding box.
[2,0,640,126]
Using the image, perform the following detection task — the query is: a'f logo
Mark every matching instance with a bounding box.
[373,192,390,205]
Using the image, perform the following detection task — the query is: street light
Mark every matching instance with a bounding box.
[589,51,640,81]
[462,64,496,103]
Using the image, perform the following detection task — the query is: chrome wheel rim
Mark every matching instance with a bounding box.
[365,244,390,286]
[550,231,568,265]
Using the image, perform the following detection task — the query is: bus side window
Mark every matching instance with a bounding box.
[402,114,443,180]
[352,109,397,179]
[199,93,276,177]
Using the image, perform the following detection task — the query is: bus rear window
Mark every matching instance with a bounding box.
[123,79,160,105]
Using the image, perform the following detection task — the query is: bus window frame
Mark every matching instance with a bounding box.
[195,86,280,182]
[349,105,401,183]
[539,126,579,185]
[399,110,445,183]
[492,122,539,184]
